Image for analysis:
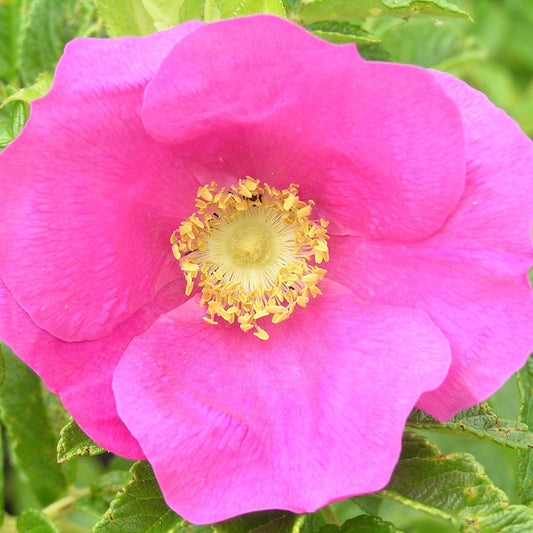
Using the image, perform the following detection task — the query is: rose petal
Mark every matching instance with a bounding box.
[326,74,533,417]
[328,235,533,419]
[113,280,450,523]
[0,23,201,342]
[427,70,533,255]
[421,72,533,418]
[0,276,188,457]
[143,15,465,241]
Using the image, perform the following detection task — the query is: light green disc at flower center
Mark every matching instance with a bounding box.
[227,221,273,267]
[201,205,296,292]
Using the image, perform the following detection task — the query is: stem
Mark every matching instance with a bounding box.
[0,488,92,533]
[321,505,342,526]
[42,486,91,520]
[56,517,93,533]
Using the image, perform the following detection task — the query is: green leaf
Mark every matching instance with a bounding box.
[352,495,382,516]
[124,0,293,23]
[296,0,471,26]
[1,72,52,107]
[356,42,391,61]
[0,413,3,528]
[470,0,533,76]
[373,16,483,69]
[0,347,67,505]
[305,21,381,45]
[141,0,204,29]
[94,0,157,36]
[407,403,533,450]
[0,0,25,83]
[88,461,294,532]
[57,417,106,463]
[379,432,533,531]
[204,0,286,21]
[517,355,533,504]
[379,0,469,16]
[213,511,306,533]
[231,0,286,17]
[296,513,325,533]
[0,95,29,150]
[17,0,102,85]
[16,509,58,533]
[76,470,132,517]
[319,515,402,532]
[282,0,300,15]
[93,461,187,533]
[0,344,5,386]
[0,72,52,150]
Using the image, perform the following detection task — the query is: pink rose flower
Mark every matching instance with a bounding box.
[1,14,532,524]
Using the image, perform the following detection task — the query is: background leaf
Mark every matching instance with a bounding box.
[0,72,52,154]
[0,347,67,505]
[93,461,186,533]
[367,16,482,69]
[203,0,286,21]
[379,432,533,532]
[141,0,204,29]
[16,509,58,533]
[230,0,286,18]
[0,0,25,84]
[17,0,102,85]
[0,410,3,528]
[0,93,29,151]
[76,470,132,518]
[57,418,106,463]
[399,0,533,137]
[407,403,533,450]
[94,0,156,36]
[295,0,470,26]
[213,511,306,533]
[1,72,52,106]
[319,515,403,532]
[517,355,533,504]
[305,21,380,45]
[0,344,5,385]
[93,462,310,533]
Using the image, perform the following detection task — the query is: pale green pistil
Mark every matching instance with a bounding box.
[227,221,273,268]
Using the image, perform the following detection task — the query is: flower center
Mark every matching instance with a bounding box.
[171,177,329,340]
[228,220,273,267]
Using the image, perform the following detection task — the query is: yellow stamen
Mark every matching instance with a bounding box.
[253,325,270,341]
[170,178,330,340]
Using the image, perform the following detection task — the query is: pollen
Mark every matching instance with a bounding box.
[170,177,329,340]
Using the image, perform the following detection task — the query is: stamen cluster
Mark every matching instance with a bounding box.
[170,177,329,340]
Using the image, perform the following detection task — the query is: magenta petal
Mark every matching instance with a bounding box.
[143,15,465,240]
[0,276,188,457]
[419,72,533,418]
[329,236,533,420]
[326,74,533,418]
[427,70,533,256]
[113,281,450,524]
[0,24,201,342]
